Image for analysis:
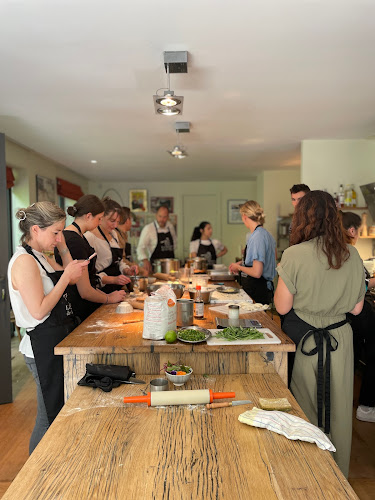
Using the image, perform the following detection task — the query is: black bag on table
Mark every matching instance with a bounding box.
[78,363,134,392]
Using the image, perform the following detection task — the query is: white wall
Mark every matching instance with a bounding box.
[6,138,89,250]
[88,179,258,265]
[301,139,375,259]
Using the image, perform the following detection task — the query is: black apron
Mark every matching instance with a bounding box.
[241,227,273,304]
[150,222,175,263]
[197,239,217,269]
[283,309,348,434]
[55,223,101,322]
[97,226,125,293]
[125,242,132,261]
[24,245,76,424]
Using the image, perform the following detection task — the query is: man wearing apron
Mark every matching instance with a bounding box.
[137,206,176,274]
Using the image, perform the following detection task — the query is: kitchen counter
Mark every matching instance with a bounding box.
[2,374,357,500]
[55,302,295,400]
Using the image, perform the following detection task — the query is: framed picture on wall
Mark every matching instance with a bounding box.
[129,189,148,212]
[227,199,246,224]
[36,175,56,203]
[150,196,174,213]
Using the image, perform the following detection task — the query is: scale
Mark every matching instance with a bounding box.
[215,317,263,329]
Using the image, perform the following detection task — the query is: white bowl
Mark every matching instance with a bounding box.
[165,369,193,386]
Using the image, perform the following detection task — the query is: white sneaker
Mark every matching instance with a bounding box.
[356,405,375,423]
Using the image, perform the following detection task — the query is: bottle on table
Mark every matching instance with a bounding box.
[194,285,204,320]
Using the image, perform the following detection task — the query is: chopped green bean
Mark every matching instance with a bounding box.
[178,329,206,341]
[215,326,264,341]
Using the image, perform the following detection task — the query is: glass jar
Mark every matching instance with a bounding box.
[228,305,240,320]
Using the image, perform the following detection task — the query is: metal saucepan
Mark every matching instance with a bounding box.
[185,257,208,273]
[153,258,180,275]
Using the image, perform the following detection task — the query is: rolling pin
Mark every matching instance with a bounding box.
[153,272,175,281]
[123,389,235,407]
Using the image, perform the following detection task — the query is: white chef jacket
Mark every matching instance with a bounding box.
[136,221,177,261]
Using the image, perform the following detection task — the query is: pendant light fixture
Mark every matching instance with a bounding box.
[153,51,187,116]
[167,122,190,159]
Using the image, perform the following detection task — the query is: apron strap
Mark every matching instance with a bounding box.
[23,244,49,274]
[300,318,347,434]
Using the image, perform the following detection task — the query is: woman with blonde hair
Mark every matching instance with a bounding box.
[8,202,88,452]
[229,201,276,304]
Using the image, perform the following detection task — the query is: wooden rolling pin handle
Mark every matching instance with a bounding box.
[206,402,232,409]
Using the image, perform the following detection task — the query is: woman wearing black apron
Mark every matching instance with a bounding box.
[274,191,365,477]
[8,202,88,453]
[55,195,127,322]
[228,201,276,304]
[189,221,227,269]
[84,198,133,294]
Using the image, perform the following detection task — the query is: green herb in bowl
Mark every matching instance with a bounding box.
[177,329,206,342]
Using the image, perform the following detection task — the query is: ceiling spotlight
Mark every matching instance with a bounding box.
[90,160,97,164]
[157,107,181,116]
[154,51,187,115]
[167,122,190,159]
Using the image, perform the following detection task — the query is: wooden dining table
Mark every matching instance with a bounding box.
[55,299,295,400]
[2,373,358,499]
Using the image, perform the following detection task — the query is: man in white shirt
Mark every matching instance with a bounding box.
[136,206,177,274]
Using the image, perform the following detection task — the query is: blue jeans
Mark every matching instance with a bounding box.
[24,355,50,454]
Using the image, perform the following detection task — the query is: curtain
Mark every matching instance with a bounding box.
[56,177,84,201]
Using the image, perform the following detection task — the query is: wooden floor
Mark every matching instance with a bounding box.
[0,338,374,499]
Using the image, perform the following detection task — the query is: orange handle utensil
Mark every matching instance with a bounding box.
[206,402,232,409]
[123,390,235,407]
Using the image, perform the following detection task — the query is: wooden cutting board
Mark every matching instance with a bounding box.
[206,328,281,345]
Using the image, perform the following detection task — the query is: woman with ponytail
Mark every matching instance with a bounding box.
[189,221,227,268]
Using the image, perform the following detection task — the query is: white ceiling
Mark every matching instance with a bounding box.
[1,0,375,181]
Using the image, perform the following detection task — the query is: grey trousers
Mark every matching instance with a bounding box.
[24,355,50,454]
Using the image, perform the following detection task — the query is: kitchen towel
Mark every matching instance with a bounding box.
[238,407,335,451]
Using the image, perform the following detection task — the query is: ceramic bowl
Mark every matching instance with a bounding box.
[165,369,193,387]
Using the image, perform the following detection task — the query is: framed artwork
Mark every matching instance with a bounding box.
[150,196,174,213]
[227,199,246,224]
[129,189,147,212]
[36,175,56,203]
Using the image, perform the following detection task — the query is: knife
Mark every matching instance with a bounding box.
[116,376,146,385]
[206,400,252,409]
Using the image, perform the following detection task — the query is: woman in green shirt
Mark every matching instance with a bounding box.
[274,190,365,478]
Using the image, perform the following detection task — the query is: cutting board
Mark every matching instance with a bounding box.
[206,328,281,345]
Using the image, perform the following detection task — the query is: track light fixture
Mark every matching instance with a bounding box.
[167,122,190,159]
[153,51,187,115]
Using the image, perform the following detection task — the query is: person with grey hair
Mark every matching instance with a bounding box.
[8,202,88,453]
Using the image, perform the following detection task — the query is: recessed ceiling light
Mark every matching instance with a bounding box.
[91,160,97,164]
[157,107,180,116]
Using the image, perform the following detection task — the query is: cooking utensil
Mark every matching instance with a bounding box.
[150,378,169,391]
[177,325,211,343]
[153,258,180,275]
[121,376,146,385]
[176,299,194,327]
[206,400,252,409]
[188,287,214,304]
[123,389,235,406]
[216,286,239,294]
[147,283,185,299]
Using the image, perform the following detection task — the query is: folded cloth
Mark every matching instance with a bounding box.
[238,407,336,452]
[78,363,134,392]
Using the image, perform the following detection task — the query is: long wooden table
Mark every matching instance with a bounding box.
[56,302,295,400]
[3,374,358,499]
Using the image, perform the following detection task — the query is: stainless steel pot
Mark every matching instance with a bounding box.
[190,257,207,272]
[153,258,180,275]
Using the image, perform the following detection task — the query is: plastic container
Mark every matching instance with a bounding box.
[190,274,209,288]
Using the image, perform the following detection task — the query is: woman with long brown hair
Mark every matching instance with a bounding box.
[274,191,365,477]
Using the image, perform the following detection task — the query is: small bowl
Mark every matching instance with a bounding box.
[150,378,169,392]
[165,369,193,387]
[147,283,185,299]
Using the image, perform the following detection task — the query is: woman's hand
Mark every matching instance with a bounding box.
[63,260,89,284]
[124,265,139,276]
[113,275,131,285]
[108,290,127,303]
[229,262,241,274]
